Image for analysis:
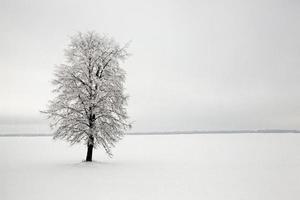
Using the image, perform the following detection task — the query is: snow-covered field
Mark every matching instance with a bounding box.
[1,134,300,200]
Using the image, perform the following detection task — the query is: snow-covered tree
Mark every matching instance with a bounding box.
[43,32,131,161]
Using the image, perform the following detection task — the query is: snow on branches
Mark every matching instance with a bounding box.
[42,32,131,159]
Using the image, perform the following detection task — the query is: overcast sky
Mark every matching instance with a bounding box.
[1,0,300,132]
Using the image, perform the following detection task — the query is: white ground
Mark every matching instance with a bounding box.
[0,134,300,200]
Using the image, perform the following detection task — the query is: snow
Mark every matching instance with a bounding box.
[1,134,300,200]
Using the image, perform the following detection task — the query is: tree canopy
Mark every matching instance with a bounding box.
[43,32,131,160]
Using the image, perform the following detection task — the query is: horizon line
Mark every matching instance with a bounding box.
[0,129,300,137]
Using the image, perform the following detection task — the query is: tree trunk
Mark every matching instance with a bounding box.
[86,136,94,162]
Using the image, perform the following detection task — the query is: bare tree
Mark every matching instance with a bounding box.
[43,32,131,161]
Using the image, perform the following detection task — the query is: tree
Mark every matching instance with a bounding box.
[43,32,131,161]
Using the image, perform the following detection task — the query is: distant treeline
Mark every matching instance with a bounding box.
[0,130,299,137]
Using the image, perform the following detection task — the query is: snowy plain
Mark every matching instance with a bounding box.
[0,133,300,200]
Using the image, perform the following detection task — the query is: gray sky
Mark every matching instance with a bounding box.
[1,0,300,132]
